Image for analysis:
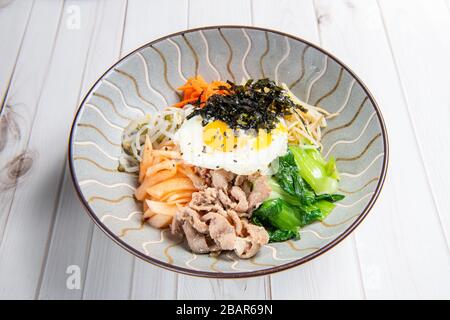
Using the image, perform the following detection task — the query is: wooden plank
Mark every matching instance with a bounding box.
[0,0,446,300]
[176,0,268,300]
[188,0,252,28]
[67,0,135,299]
[0,0,61,244]
[38,0,127,300]
[378,0,450,242]
[130,259,177,299]
[252,0,365,300]
[81,0,187,299]
[0,0,129,299]
[313,0,450,298]
[178,277,269,300]
[271,242,365,299]
[121,0,188,55]
[0,0,33,107]
[38,170,94,299]
[82,230,134,299]
[0,0,67,299]
[250,0,320,44]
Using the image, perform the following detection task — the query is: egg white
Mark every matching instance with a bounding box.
[173,116,288,175]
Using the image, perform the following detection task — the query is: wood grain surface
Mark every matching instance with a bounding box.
[0,0,448,299]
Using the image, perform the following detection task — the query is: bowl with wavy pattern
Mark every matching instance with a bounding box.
[68,26,388,278]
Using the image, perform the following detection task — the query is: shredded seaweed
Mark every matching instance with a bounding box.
[186,79,306,132]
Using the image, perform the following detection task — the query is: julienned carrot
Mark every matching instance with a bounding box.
[174,75,230,108]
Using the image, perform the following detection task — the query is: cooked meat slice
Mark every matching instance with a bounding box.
[220,169,236,182]
[237,211,251,219]
[182,222,219,254]
[171,168,270,257]
[172,207,208,234]
[203,187,218,201]
[230,186,249,212]
[170,210,184,235]
[189,188,230,217]
[203,212,236,250]
[241,180,252,196]
[218,189,234,208]
[213,203,228,217]
[186,208,209,234]
[189,188,218,212]
[227,209,243,236]
[210,169,234,190]
[248,175,271,212]
[234,174,256,196]
[234,238,250,258]
[189,203,212,212]
[210,170,229,190]
[245,221,269,244]
[234,221,269,258]
[194,167,210,179]
[193,167,211,186]
[189,173,209,190]
[234,175,246,186]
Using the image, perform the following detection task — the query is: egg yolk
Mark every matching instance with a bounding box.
[252,122,286,150]
[202,120,286,152]
[253,129,272,150]
[202,120,237,152]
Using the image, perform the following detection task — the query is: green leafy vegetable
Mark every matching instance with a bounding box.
[290,145,340,195]
[267,229,300,242]
[270,150,344,206]
[315,193,345,202]
[252,197,334,243]
[274,151,316,205]
[252,212,300,242]
[252,199,300,242]
[314,200,336,217]
[253,149,344,243]
[253,199,302,231]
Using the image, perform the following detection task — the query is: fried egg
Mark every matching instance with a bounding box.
[173,115,288,175]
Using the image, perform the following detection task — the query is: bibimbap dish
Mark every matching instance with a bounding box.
[69,26,388,277]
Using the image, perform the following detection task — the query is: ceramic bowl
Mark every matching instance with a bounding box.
[69,26,388,278]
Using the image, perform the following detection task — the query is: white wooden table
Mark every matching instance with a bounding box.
[0,0,449,300]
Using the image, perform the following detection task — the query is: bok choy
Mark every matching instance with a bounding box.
[290,145,340,195]
[252,147,344,243]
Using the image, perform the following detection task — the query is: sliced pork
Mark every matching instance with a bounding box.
[171,169,271,258]
[248,175,272,211]
[230,186,249,212]
[234,220,270,258]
